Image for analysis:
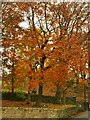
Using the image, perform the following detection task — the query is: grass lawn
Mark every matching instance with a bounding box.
[2,99,76,110]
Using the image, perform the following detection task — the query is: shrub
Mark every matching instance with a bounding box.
[17,92,27,100]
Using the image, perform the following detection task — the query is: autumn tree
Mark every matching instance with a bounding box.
[2,2,28,94]
[2,2,89,105]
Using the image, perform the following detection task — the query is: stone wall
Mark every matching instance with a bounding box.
[2,106,78,118]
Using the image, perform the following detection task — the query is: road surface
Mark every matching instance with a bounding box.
[71,111,90,118]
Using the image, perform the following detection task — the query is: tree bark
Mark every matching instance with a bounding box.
[11,63,15,96]
[55,84,61,104]
[11,77,14,95]
[35,83,43,107]
[62,91,66,104]
[26,91,31,104]
[84,85,87,110]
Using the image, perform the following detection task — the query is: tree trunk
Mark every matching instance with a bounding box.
[62,91,66,104]
[55,84,61,104]
[26,91,32,104]
[35,83,43,107]
[35,54,46,107]
[28,91,31,101]
[11,77,14,95]
[84,85,87,110]
[11,62,15,96]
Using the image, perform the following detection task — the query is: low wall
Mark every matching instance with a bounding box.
[2,106,78,118]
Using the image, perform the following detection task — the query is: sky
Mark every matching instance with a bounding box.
[19,21,29,29]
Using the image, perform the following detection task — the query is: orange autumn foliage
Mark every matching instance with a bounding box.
[2,2,89,98]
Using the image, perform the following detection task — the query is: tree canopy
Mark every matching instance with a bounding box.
[2,2,89,105]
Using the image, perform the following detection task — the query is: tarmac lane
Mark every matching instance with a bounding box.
[71,110,90,119]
